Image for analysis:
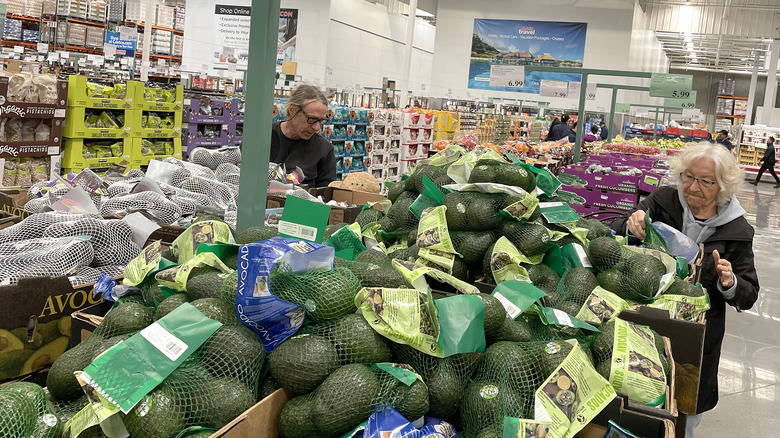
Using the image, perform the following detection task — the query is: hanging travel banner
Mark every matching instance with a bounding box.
[213,4,252,67]
[649,73,693,98]
[468,19,587,94]
[665,90,697,109]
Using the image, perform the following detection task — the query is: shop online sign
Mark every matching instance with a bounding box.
[105,33,136,56]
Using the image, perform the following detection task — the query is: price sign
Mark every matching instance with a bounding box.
[586,83,597,100]
[615,103,631,113]
[119,26,138,42]
[228,64,236,72]
[567,82,580,99]
[682,108,700,119]
[540,80,568,98]
[635,109,650,118]
[37,43,48,53]
[489,65,525,88]
[665,90,697,109]
[649,73,693,98]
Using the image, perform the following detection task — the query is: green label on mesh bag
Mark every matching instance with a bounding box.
[503,417,552,438]
[534,340,617,438]
[356,287,444,357]
[419,144,465,167]
[434,294,486,356]
[417,248,455,274]
[561,243,592,270]
[575,287,630,327]
[392,259,479,295]
[123,241,177,286]
[489,237,533,283]
[647,293,710,322]
[155,252,232,291]
[372,362,422,386]
[71,371,128,437]
[533,306,599,332]
[325,224,367,261]
[170,220,235,265]
[446,146,506,184]
[81,303,222,414]
[416,205,458,255]
[608,319,667,406]
[502,191,539,221]
[516,163,561,197]
[539,202,579,224]
[491,281,547,319]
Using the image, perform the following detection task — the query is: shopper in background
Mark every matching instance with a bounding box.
[544,115,564,141]
[716,130,733,151]
[582,125,600,144]
[598,121,608,141]
[550,116,574,141]
[749,136,780,188]
[611,143,759,438]
[271,84,337,188]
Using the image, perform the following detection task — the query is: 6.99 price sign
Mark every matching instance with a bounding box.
[489,65,526,88]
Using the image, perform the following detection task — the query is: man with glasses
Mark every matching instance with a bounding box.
[271,84,337,187]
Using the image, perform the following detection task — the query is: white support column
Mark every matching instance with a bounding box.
[398,0,417,108]
[746,54,759,124]
[141,0,155,81]
[761,39,780,125]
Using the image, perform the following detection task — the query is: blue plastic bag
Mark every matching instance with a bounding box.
[345,408,459,438]
[236,237,334,352]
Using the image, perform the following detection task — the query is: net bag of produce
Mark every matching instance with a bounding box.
[189,147,242,170]
[0,236,95,285]
[100,191,182,224]
[41,217,140,267]
[295,312,394,367]
[270,262,361,323]
[0,382,64,438]
[0,212,95,244]
[347,248,408,288]
[377,198,419,235]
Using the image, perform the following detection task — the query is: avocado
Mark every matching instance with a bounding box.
[0,389,37,438]
[271,267,361,323]
[21,336,69,375]
[258,374,280,400]
[477,293,507,340]
[468,164,497,183]
[392,378,429,421]
[577,218,612,241]
[220,271,239,304]
[383,198,417,232]
[190,298,238,326]
[483,341,539,392]
[476,425,502,438]
[200,324,265,384]
[11,328,43,350]
[412,164,445,192]
[269,334,339,394]
[2,381,48,408]
[140,281,165,306]
[90,334,132,362]
[495,164,536,193]
[167,354,212,383]
[186,267,227,300]
[330,313,392,365]
[431,174,455,191]
[33,412,64,438]
[466,195,502,231]
[491,316,533,343]
[154,293,190,321]
[189,377,256,430]
[620,256,660,300]
[97,302,154,337]
[664,278,704,297]
[451,231,496,265]
[395,190,418,203]
[535,340,574,379]
[236,225,279,244]
[311,364,380,436]
[591,319,615,363]
[46,338,101,400]
[588,237,622,271]
[526,264,561,294]
[562,267,598,304]
[596,269,622,293]
[425,364,463,419]
[482,243,497,284]
[460,380,524,436]
[443,192,471,231]
[500,221,550,257]
[354,208,384,229]
[556,300,583,317]
[387,180,406,203]
[0,328,24,354]
[0,349,33,380]
[224,252,239,270]
[38,319,64,344]
[279,394,321,438]
[123,383,186,438]
[596,359,612,380]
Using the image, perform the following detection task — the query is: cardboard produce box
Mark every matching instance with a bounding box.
[0,210,21,229]
[308,187,386,225]
[68,300,113,348]
[0,188,32,218]
[0,276,103,382]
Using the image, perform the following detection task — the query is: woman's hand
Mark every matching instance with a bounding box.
[713,250,735,288]
[626,210,647,240]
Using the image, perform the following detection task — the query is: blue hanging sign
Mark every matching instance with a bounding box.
[105,32,136,56]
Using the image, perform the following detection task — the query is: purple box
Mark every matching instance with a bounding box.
[567,186,638,211]
[639,171,664,193]
[571,203,627,220]
[183,97,230,124]
[183,122,230,155]
[561,165,640,193]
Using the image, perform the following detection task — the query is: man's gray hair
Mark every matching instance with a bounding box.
[285,84,328,118]
[669,142,744,204]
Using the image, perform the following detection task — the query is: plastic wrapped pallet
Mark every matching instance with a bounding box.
[3,19,22,41]
[173,34,183,56]
[58,0,88,18]
[42,0,56,15]
[26,0,44,17]
[67,23,87,46]
[22,29,39,43]
[107,0,124,21]
[87,0,107,21]
[155,4,175,28]
[85,25,104,48]
[6,0,25,16]
[125,0,146,22]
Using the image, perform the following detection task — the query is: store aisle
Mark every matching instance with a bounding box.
[697,182,780,437]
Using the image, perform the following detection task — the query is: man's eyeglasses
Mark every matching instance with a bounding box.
[297,107,327,125]
[680,172,716,189]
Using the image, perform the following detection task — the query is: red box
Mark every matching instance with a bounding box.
[665,127,681,136]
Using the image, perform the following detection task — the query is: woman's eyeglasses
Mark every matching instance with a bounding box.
[680,172,716,189]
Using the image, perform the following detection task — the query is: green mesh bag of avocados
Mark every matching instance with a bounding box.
[484,236,532,284]
[348,248,409,289]
[0,382,64,438]
[392,258,479,295]
[615,246,677,303]
[574,286,631,328]
[269,261,362,323]
[325,222,367,260]
[294,312,394,366]
[446,146,505,184]
[415,205,460,273]
[589,318,669,407]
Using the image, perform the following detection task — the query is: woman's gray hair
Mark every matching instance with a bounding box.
[669,142,744,204]
[284,84,328,119]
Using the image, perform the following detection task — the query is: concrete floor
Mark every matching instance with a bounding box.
[696,181,780,436]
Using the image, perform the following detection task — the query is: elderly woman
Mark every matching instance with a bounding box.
[610,142,759,438]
